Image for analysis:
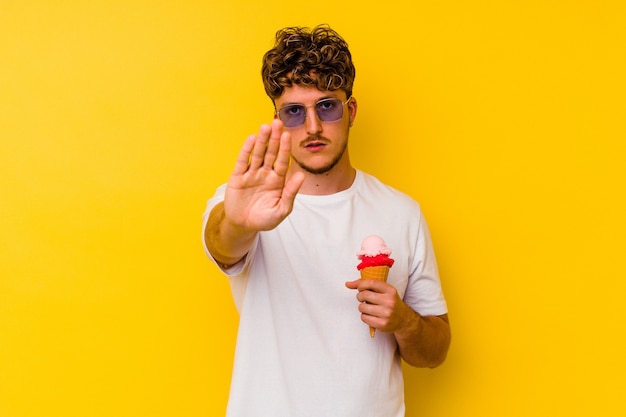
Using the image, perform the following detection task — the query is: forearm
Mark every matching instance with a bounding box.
[204,202,257,268]
[394,308,451,368]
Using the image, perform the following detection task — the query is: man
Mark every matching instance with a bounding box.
[203,25,450,417]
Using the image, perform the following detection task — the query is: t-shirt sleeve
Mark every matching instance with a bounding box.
[403,210,448,316]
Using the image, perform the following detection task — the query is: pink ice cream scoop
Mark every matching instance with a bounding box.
[357,235,395,270]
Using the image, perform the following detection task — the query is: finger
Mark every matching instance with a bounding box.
[357,285,396,305]
[358,304,386,333]
[281,171,304,205]
[273,131,291,176]
[232,134,257,175]
[249,124,271,170]
[358,300,380,317]
[357,289,382,305]
[263,119,284,169]
[273,124,292,176]
[362,314,384,331]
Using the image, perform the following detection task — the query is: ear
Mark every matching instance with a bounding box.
[348,96,357,125]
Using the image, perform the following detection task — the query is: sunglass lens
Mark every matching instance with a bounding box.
[316,99,343,122]
[279,105,305,128]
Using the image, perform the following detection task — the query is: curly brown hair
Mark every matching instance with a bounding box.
[261,25,356,100]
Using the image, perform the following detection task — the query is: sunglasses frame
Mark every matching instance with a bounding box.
[275,96,353,128]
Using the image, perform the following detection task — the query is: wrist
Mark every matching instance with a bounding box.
[394,302,422,338]
[206,202,257,266]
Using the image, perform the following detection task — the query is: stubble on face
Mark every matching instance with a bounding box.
[292,127,350,175]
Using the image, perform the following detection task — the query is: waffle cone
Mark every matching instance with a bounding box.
[359,265,390,282]
[359,265,390,338]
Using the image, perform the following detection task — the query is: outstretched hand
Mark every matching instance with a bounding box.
[224,119,305,233]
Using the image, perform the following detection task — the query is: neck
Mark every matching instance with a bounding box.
[289,163,357,196]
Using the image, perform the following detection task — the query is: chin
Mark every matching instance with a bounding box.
[298,163,335,175]
[295,148,346,175]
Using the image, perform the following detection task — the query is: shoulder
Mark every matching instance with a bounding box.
[357,171,421,210]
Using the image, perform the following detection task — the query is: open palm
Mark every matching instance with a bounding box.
[224,119,304,232]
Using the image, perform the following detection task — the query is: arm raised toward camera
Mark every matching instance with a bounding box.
[204,119,304,267]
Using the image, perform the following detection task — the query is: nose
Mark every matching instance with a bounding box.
[304,106,322,135]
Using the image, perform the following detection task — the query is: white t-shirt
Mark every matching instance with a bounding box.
[202,170,447,417]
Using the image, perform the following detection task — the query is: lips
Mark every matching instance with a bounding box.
[305,142,325,151]
[302,137,329,152]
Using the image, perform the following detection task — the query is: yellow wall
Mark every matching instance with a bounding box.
[1,1,624,416]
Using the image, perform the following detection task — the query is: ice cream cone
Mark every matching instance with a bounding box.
[360,265,390,337]
[356,236,395,339]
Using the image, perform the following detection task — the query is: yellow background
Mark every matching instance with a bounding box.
[1,1,624,416]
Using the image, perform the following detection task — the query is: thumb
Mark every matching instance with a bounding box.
[282,171,305,202]
[277,172,304,218]
[345,279,361,289]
